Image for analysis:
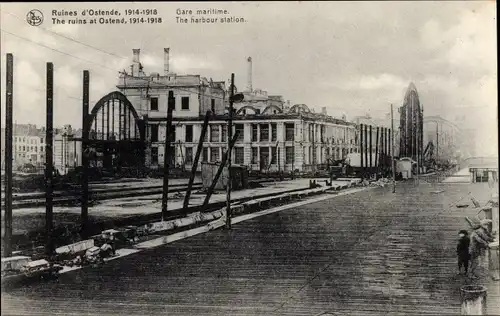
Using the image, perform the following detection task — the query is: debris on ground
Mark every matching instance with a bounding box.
[369,178,391,187]
[431,190,445,194]
[172,192,184,199]
[488,199,499,207]
[470,196,481,208]
[248,182,264,189]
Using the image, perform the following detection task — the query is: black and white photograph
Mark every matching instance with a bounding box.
[0,1,498,315]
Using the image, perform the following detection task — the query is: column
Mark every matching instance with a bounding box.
[278,122,286,168]
[243,123,252,165]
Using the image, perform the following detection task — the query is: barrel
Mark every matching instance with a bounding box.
[460,285,487,315]
[489,241,499,281]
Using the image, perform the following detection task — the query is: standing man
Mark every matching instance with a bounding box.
[469,219,495,278]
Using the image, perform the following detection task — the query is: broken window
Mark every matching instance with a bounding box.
[150,124,159,142]
[271,147,277,164]
[234,147,244,164]
[151,147,158,164]
[271,123,277,141]
[235,124,244,142]
[185,147,193,164]
[260,124,269,141]
[285,123,294,141]
[252,124,258,142]
[285,146,294,164]
[210,125,220,142]
[181,96,190,110]
[252,147,258,164]
[150,97,159,111]
[202,147,208,162]
[185,125,193,142]
[221,125,227,142]
[210,147,220,162]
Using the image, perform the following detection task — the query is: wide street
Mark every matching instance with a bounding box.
[2,180,499,316]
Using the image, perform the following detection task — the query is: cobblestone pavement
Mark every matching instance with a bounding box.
[2,180,499,316]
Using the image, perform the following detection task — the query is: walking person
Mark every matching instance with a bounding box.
[456,230,470,275]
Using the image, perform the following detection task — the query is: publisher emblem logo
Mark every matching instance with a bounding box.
[26,9,43,26]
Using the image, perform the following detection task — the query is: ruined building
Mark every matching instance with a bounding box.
[116,49,358,172]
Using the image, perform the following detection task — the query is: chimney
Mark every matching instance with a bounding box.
[321,107,327,115]
[132,49,140,63]
[132,49,140,76]
[246,57,252,92]
[164,48,170,75]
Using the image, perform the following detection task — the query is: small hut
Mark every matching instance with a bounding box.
[201,162,249,190]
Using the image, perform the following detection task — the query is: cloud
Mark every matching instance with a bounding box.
[49,24,80,37]
[324,73,407,91]
[445,6,496,73]
[141,53,162,70]
[0,0,496,160]
[171,55,221,73]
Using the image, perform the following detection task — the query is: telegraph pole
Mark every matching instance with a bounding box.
[364,125,368,179]
[226,73,235,230]
[360,123,364,179]
[369,125,373,179]
[161,91,175,221]
[436,122,439,165]
[375,126,379,179]
[391,104,396,193]
[45,63,54,256]
[81,70,89,239]
[4,53,14,257]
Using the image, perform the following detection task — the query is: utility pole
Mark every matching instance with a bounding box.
[436,122,439,165]
[369,125,373,179]
[161,91,175,221]
[81,70,89,239]
[45,62,54,256]
[364,125,368,179]
[226,73,235,230]
[391,104,396,193]
[360,123,364,179]
[4,53,14,257]
[375,126,379,179]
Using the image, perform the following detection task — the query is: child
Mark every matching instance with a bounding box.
[457,229,470,275]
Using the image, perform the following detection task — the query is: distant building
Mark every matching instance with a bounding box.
[1,124,80,174]
[53,125,82,174]
[0,124,46,170]
[422,115,462,164]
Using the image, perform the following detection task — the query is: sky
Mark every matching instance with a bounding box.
[0,1,497,156]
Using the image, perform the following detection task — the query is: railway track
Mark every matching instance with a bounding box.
[7,182,313,253]
[9,178,284,209]
[10,183,201,209]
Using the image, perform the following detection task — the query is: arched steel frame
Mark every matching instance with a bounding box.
[288,104,311,114]
[86,91,144,141]
[262,104,283,114]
